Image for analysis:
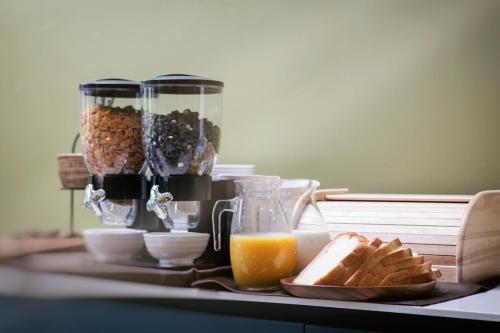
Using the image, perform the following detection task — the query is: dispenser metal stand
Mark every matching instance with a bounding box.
[67,132,80,237]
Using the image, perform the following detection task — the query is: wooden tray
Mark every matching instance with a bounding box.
[281,276,436,301]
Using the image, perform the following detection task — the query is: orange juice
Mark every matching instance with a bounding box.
[230,233,297,289]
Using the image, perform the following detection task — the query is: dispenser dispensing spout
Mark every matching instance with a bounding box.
[146,185,173,221]
[83,184,106,216]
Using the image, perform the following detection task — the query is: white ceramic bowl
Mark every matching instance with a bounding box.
[143,232,210,267]
[83,228,147,263]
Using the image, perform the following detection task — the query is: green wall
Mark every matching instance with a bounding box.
[1,0,500,234]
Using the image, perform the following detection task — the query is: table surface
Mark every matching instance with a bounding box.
[1,266,499,323]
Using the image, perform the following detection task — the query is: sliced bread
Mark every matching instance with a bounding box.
[367,247,413,276]
[432,267,442,280]
[357,248,415,286]
[398,272,435,285]
[379,261,432,286]
[293,233,369,285]
[336,237,383,285]
[362,255,425,286]
[378,248,413,269]
[344,238,403,286]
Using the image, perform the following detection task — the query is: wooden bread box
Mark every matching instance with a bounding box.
[300,189,500,284]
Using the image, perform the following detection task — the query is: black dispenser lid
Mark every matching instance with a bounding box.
[80,78,141,98]
[142,74,224,94]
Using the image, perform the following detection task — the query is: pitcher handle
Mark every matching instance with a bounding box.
[212,198,236,251]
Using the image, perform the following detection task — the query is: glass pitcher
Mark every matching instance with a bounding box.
[280,179,331,273]
[212,179,297,291]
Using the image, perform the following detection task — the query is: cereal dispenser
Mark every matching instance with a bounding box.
[80,79,153,226]
[142,74,223,230]
[142,74,233,266]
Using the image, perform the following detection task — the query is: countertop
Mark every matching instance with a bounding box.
[1,265,499,325]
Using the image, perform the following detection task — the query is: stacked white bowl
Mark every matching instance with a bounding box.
[211,164,256,178]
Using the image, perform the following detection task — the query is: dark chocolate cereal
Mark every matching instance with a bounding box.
[143,109,220,178]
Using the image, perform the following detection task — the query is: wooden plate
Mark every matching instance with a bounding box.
[280,276,436,301]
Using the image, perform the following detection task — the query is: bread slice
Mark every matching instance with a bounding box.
[399,267,440,285]
[336,237,383,285]
[399,272,434,285]
[358,248,415,286]
[344,238,403,286]
[366,248,413,275]
[379,261,432,286]
[362,255,425,286]
[293,233,369,285]
[432,267,442,280]
[378,248,413,269]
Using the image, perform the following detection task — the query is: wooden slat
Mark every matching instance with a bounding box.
[404,243,456,256]
[434,265,458,283]
[329,231,457,245]
[318,216,461,227]
[315,188,350,201]
[305,205,462,226]
[422,255,456,266]
[320,210,465,219]
[317,201,467,213]
[326,224,459,236]
[325,193,472,203]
